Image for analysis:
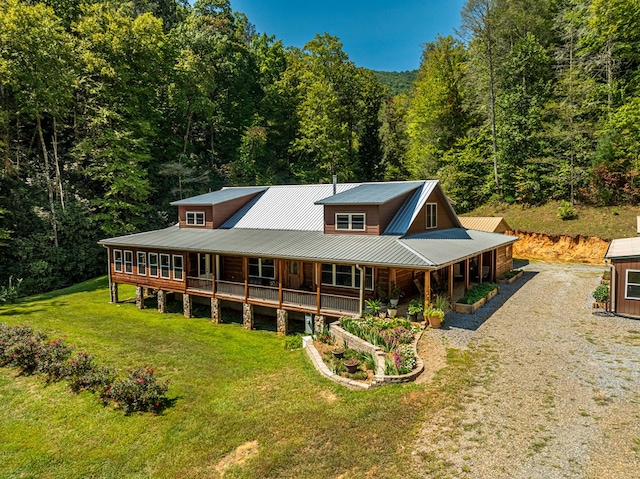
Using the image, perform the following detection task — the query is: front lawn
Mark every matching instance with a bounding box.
[0,278,480,478]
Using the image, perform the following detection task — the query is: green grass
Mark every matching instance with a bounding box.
[0,278,484,478]
[466,202,638,240]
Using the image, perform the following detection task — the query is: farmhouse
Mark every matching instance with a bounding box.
[99,180,518,334]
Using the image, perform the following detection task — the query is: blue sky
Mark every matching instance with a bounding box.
[229,0,467,72]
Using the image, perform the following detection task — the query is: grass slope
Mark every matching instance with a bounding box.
[0,278,480,478]
[467,202,639,240]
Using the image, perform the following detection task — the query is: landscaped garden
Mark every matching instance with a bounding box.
[0,277,482,478]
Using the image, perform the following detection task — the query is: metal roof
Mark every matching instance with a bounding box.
[170,187,268,206]
[100,226,518,269]
[315,181,423,205]
[401,229,519,266]
[605,237,640,259]
[221,183,359,231]
[458,216,511,233]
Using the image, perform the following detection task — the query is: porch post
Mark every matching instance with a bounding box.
[276,309,288,336]
[106,246,114,303]
[424,271,431,310]
[183,293,192,319]
[490,249,496,282]
[448,265,454,301]
[157,290,166,313]
[242,303,254,330]
[212,254,217,295]
[211,297,221,323]
[316,262,322,314]
[243,256,248,300]
[313,314,326,335]
[135,286,144,309]
[479,254,484,284]
[464,258,470,292]
[278,260,283,308]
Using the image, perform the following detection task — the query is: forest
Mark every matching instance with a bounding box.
[0,0,639,294]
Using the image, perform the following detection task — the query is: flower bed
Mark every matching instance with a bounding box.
[454,283,499,314]
[498,269,523,284]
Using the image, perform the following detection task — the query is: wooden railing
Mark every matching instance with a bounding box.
[282,289,317,309]
[248,285,279,303]
[216,280,245,298]
[186,277,213,292]
[320,293,360,315]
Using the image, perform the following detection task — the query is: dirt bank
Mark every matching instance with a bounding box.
[510,230,610,264]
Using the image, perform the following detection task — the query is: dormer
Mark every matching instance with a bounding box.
[384,180,461,236]
[171,187,267,229]
[315,182,423,235]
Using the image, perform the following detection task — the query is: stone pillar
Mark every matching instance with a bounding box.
[276,309,288,336]
[242,303,254,330]
[110,283,119,304]
[157,290,166,313]
[313,314,326,335]
[211,297,221,324]
[183,293,192,319]
[135,286,144,309]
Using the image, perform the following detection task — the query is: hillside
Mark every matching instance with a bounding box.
[370,69,417,95]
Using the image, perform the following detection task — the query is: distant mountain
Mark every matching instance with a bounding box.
[370,70,418,95]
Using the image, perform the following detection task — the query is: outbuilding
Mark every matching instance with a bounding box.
[604,237,640,317]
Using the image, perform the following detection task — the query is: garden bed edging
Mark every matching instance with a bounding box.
[497,270,524,285]
[454,286,499,314]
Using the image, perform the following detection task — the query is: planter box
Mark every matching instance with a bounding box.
[454,286,499,314]
[498,270,524,285]
[592,300,609,310]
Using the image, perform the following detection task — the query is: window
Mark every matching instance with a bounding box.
[626,270,640,300]
[137,252,146,276]
[248,258,275,279]
[160,254,170,279]
[124,250,133,274]
[186,211,205,226]
[113,249,123,273]
[426,203,437,229]
[148,253,159,277]
[335,213,366,231]
[173,255,184,281]
[321,264,373,290]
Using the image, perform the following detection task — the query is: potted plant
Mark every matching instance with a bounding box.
[376,282,389,308]
[592,284,609,309]
[424,306,445,329]
[344,358,360,374]
[364,298,381,316]
[387,307,398,318]
[389,282,403,307]
[407,298,424,321]
[331,346,345,359]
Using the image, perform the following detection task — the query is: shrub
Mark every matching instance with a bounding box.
[284,334,303,350]
[459,283,498,305]
[0,277,23,304]
[557,200,576,220]
[107,368,170,414]
[2,326,46,373]
[36,339,75,383]
[87,366,118,399]
[67,351,97,392]
[592,284,609,302]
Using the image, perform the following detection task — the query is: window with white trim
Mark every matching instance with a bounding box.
[626,270,640,300]
[173,255,184,281]
[321,264,373,290]
[124,250,134,274]
[160,254,170,279]
[137,252,146,276]
[335,213,366,231]
[248,258,275,279]
[113,249,123,273]
[426,203,437,229]
[148,253,159,277]
[186,211,205,226]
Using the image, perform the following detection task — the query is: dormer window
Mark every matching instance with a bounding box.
[335,213,365,231]
[186,211,205,226]
[426,203,437,229]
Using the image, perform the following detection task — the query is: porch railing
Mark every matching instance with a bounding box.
[321,293,360,315]
[248,285,279,303]
[216,280,245,298]
[282,289,317,309]
[186,277,213,292]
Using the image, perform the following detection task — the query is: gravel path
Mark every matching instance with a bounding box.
[414,262,640,478]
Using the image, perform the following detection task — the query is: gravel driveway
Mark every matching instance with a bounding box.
[414,261,640,478]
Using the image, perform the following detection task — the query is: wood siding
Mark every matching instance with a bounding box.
[177,192,262,229]
[613,259,640,317]
[496,245,513,278]
[406,188,457,235]
[221,255,243,282]
[324,205,380,235]
[177,206,214,229]
[110,248,186,292]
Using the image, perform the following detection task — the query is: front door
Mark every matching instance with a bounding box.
[288,260,303,289]
[198,253,211,279]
